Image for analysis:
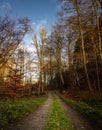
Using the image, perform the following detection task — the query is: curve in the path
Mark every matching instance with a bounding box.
[4,93,52,130]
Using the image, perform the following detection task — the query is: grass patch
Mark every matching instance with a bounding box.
[0,95,47,128]
[61,95,102,127]
[44,94,72,130]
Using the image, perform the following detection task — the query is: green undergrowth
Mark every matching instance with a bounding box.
[0,95,48,128]
[83,98,102,114]
[61,95,102,127]
[79,91,102,113]
[44,94,72,130]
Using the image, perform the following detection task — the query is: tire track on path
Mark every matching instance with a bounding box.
[56,94,101,130]
[4,93,52,130]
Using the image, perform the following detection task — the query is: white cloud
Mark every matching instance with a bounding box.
[21,33,37,54]
[36,19,47,30]
[20,42,36,53]
[31,19,47,33]
[32,22,36,26]
[22,19,48,54]
[0,2,12,11]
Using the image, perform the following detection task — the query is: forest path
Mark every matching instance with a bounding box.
[4,92,100,130]
[55,94,100,130]
[4,93,52,130]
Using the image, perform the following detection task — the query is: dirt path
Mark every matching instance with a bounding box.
[4,93,52,130]
[56,94,101,130]
[3,92,101,130]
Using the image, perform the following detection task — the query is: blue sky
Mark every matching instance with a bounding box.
[0,0,59,47]
[0,0,58,29]
[0,0,59,80]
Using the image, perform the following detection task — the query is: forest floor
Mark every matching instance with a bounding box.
[3,92,101,130]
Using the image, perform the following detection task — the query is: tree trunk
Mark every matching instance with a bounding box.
[91,36,100,93]
[75,0,92,92]
[91,0,102,59]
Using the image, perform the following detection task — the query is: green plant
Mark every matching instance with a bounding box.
[44,94,72,130]
[61,96,102,127]
[0,95,47,128]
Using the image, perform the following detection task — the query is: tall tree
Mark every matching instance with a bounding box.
[91,0,102,60]
[58,0,93,91]
[0,16,31,70]
[74,0,92,91]
[50,23,64,86]
[31,26,47,94]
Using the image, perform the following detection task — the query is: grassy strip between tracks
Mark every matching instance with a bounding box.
[0,95,48,128]
[44,94,72,130]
